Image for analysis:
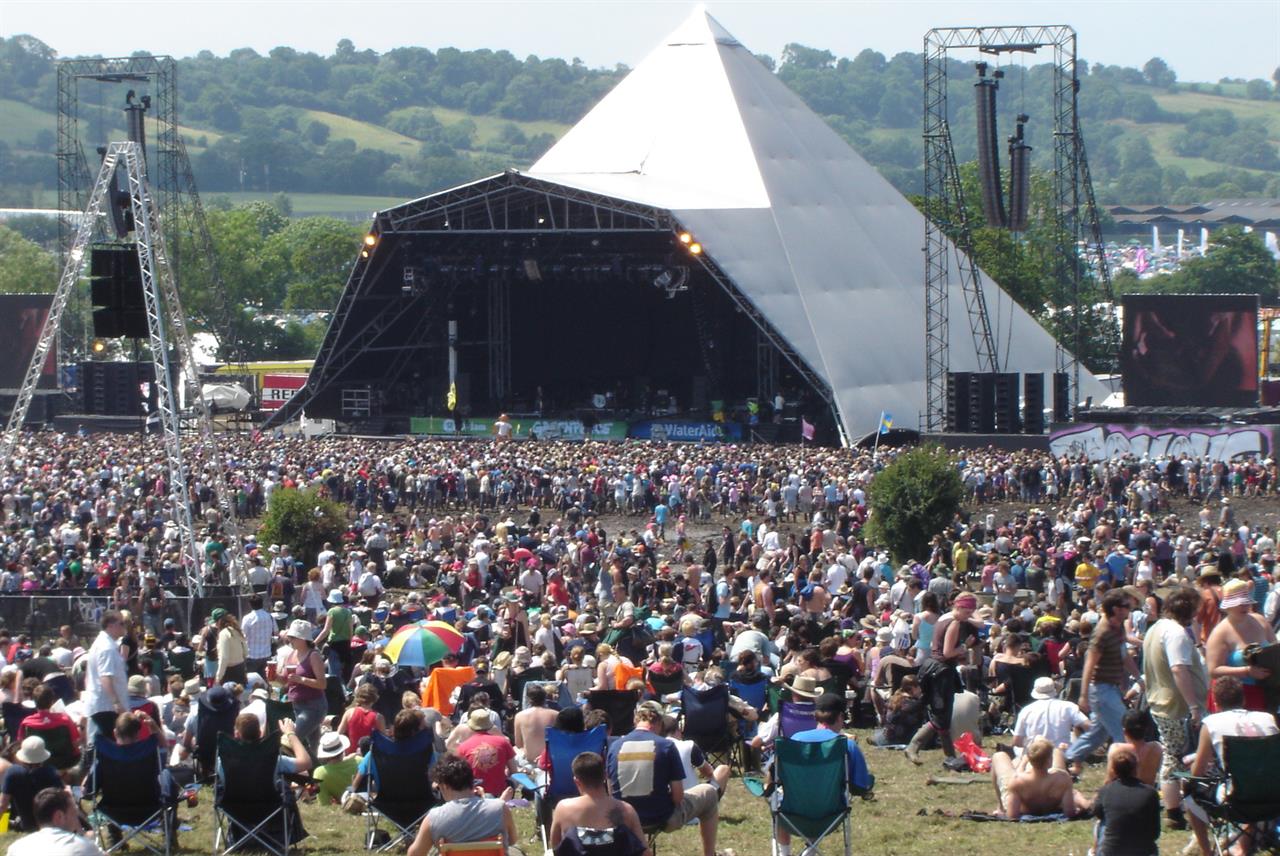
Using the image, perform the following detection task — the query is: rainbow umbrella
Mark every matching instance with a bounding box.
[383,620,464,667]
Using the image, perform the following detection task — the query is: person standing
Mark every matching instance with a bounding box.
[212,609,249,685]
[240,595,275,679]
[1066,591,1141,775]
[1141,587,1208,830]
[84,611,129,741]
[315,589,356,682]
[279,619,329,761]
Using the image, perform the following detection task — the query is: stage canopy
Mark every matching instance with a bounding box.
[271,7,1106,441]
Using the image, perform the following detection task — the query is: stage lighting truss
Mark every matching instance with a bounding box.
[653,265,690,298]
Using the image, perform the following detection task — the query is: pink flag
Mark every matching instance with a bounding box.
[801,418,815,441]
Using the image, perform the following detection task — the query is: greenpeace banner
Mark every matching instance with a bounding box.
[260,374,308,410]
[409,416,627,441]
[629,420,743,442]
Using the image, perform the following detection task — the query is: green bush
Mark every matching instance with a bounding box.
[256,486,346,568]
[866,445,963,564]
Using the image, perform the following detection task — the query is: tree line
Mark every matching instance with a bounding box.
[0,34,1276,205]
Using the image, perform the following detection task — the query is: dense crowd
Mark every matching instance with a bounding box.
[0,430,1278,855]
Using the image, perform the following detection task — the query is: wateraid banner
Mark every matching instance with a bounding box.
[629,420,743,442]
[408,416,627,441]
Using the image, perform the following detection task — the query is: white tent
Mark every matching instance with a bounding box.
[528,6,1107,434]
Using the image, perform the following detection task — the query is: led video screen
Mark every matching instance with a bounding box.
[0,294,56,390]
[1121,294,1258,407]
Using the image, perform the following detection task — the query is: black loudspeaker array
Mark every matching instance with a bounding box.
[974,372,996,433]
[1023,373,1045,434]
[89,244,148,339]
[1052,372,1071,422]
[994,372,1020,434]
[1006,115,1032,232]
[80,361,146,416]
[974,63,1006,228]
[945,371,972,432]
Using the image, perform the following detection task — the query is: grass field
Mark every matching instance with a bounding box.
[15,730,1208,856]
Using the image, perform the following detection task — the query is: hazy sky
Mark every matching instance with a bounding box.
[2,0,1277,83]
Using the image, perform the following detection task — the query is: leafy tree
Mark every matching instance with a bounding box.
[0,226,57,293]
[1156,226,1280,300]
[264,217,362,309]
[1245,78,1272,101]
[867,446,963,563]
[257,486,345,566]
[1142,57,1176,88]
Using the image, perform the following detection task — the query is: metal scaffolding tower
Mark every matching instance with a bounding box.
[3,142,244,594]
[921,25,1114,431]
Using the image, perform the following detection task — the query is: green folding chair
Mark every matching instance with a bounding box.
[771,736,852,856]
[1183,733,1280,856]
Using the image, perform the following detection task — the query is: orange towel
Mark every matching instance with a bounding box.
[422,665,475,716]
[614,661,646,691]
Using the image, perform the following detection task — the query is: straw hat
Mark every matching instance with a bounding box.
[316,731,350,761]
[467,708,495,732]
[1220,579,1253,610]
[790,675,821,699]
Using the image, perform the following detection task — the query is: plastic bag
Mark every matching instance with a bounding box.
[954,731,991,773]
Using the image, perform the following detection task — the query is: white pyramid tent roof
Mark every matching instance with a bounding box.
[529,6,1107,435]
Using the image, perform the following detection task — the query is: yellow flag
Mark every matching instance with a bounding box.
[446,382,457,411]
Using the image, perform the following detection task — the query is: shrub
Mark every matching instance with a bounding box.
[256,486,346,567]
[866,445,963,564]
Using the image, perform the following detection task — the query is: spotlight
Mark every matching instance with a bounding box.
[688,242,703,255]
[363,234,377,247]
[678,232,692,244]
[360,249,370,258]
[91,339,107,354]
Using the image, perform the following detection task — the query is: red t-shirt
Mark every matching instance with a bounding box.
[18,709,81,745]
[458,731,515,796]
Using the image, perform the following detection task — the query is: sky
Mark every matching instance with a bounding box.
[1,0,1277,84]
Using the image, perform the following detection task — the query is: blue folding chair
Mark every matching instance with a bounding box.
[530,725,609,851]
[88,734,171,856]
[779,701,816,739]
[680,684,739,770]
[365,730,436,851]
[730,677,768,741]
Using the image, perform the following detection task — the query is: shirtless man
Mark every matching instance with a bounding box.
[550,751,650,856]
[1103,709,1163,786]
[991,737,1089,819]
[512,683,559,767]
[800,570,830,620]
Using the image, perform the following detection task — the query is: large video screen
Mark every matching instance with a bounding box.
[0,295,56,390]
[1121,294,1259,407]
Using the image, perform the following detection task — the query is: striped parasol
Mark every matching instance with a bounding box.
[382,620,465,667]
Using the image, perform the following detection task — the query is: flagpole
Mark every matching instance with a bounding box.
[872,411,882,462]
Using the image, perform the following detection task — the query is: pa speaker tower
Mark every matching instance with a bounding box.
[89,244,148,339]
[1023,373,1045,434]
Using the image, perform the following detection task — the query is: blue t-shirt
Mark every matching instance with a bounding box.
[789,728,874,793]
[607,729,686,827]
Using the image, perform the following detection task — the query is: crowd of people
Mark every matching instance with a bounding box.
[0,429,1278,855]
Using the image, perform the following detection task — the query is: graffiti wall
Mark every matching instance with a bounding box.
[1048,423,1275,462]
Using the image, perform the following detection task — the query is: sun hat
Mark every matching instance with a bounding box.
[1031,676,1057,700]
[467,708,495,732]
[790,675,821,699]
[875,626,892,644]
[317,731,350,761]
[183,677,205,698]
[327,588,347,605]
[286,619,315,642]
[202,685,236,712]
[127,674,148,696]
[16,736,50,765]
[1220,579,1253,610]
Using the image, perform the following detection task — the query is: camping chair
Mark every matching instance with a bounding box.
[766,682,790,715]
[646,668,686,699]
[586,689,640,736]
[167,649,197,680]
[990,664,1037,732]
[88,734,171,856]
[42,672,77,705]
[21,719,79,770]
[1181,732,1280,856]
[730,675,769,751]
[1,702,28,745]
[364,729,436,851]
[195,697,240,782]
[264,698,295,736]
[613,662,646,692]
[771,736,853,856]
[680,684,740,770]
[522,680,563,711]
[325,674,349,719]
[560,665,593,702]
[531,725,609,850]
[212,733,304,856]
[509,666,548,710]
[779,701,816,739]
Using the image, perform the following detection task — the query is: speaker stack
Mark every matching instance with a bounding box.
[89,244,148,339]
[1023,373,1045,434]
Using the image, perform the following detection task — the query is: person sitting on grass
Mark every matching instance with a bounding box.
[4,786,102,856]
[1103,709,1162,787]
[406,753,518,856]
[989,736,1089,819]
[549,751,648,856]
